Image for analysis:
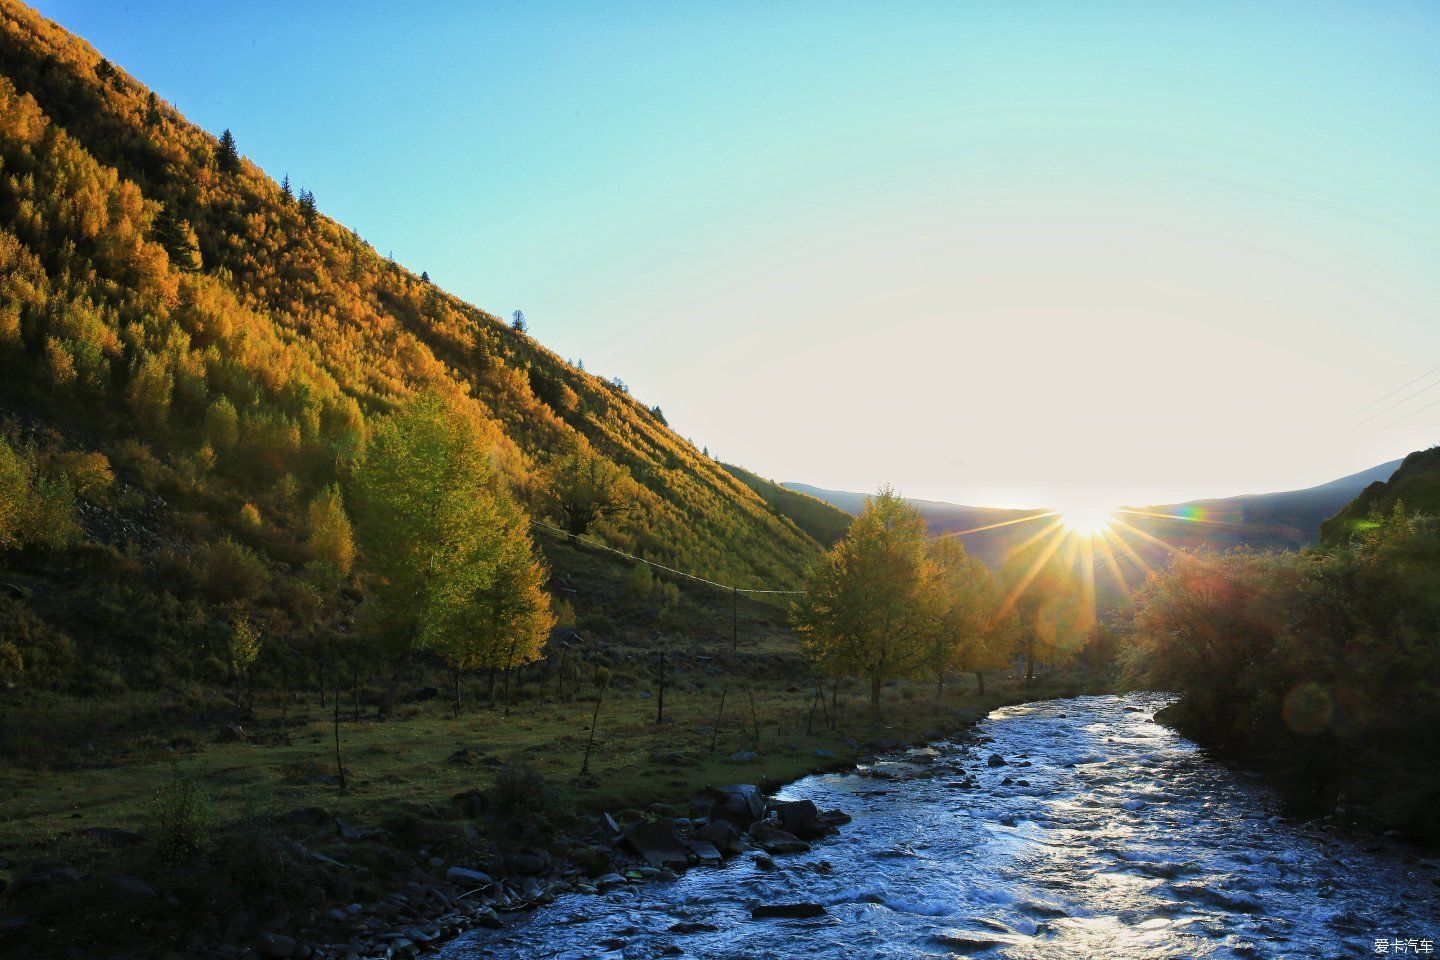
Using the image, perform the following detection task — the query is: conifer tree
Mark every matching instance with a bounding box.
[217,129,240,173]
[298,189,317,222]
[280,173,293,203]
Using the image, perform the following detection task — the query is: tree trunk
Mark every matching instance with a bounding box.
[974,670,985,696]
[935,673,944,702]
[353,665,361,722]
[319,656,327,709]
[710,688,726,752]
[580,688,603,776]
[453,666,462,719]
[333,679,347,788]
[487,667,497,708]
[1025,653,1035,683]
[870,675,882,713]
[502,639,519,719]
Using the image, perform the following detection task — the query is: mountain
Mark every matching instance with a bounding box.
[0,0,824,694]
[721,464,852,547]
[788,458,1404,568]
[1321,447,1440,547]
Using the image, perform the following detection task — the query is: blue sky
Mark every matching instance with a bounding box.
[33,1,1440,508]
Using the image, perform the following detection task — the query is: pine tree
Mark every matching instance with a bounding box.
[280,174,293,203]
[153,203,200,271]
[144,91,162,127]
[217,129,240,173]
[511,310,527,333]
[299,189,317,222]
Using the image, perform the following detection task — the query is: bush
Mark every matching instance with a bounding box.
[151,770,213,864]
[485,760,572,844]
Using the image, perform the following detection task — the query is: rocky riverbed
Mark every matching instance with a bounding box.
[437,693,1440,960]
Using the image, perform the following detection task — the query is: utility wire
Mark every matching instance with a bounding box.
[529,519,804,595]
[1346,375,1440,430]
[1346,362,1440,420]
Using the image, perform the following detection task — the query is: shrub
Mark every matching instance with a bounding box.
[485,760,572,844]
[151,770,213,864]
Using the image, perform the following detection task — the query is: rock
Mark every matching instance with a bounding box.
[445,866,495,888]
[751,903,826,919]
[694,818,743,854]
[104,872,156,908]
[987,753,1006,767]
[600,812,623,839]
[334,816,363,841]
[1124,705,1143,712]
[83,827,145,846]
[623,820,690,869]
[686,839,723,864]
[758,830,811,855]
[725,750,758,764]
[596,872,627,891]
[774,799,823,839]
[257,932,297,959]
[813,749,836,759]
[218,723,247,743]
[670,921,719,934]
[693,784,766,828]
[504,850,549,875]
[751,853,777,871]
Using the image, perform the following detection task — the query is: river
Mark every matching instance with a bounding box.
[439,693,1438,959]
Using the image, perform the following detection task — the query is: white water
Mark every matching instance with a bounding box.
[441,693,1439,959]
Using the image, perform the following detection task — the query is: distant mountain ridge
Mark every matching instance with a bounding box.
[786,458,1404,568]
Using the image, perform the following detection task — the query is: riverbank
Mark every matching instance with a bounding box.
[0,672,1092,959]
[441,693,1440,960]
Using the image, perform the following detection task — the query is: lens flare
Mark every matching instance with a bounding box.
[1058,502,1116,537]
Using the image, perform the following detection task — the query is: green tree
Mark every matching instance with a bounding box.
[540,440,636,538]
[350,393,537,714]
[791,488,936,713]
[229,616,262,712]
[216,128,240,173]
[0,438,77,551]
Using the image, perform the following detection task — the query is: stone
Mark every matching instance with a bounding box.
[758,831,811,855]
[670,920,719,934]
[693,784,765,828]
[334,816,363,841]
[751,853,777,871]
[725,749,758,763]
[596,872,627,891]
[83,827,144,846]
[505,850,549,875]
[693,818,744,854]
[623,820,690,869]
[218,723,247,743]
[987,753,1006,767]
[104,872,156,908]
[813,749,836,759]
[444,866,495,888]
[686,839,723,864]
[774,799,823,839]
[751,903,826,919]
[257,932,297,959]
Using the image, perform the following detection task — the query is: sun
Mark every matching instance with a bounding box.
[1057,502,1116,537]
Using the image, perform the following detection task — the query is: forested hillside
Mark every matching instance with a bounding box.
[1320,447,1440,547]
[0,0,822,694]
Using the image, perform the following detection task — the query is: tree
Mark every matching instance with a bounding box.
[0,438,77,551]
[305,484,354,578]
[280,174,293,203]
[217,129,240,174]
[539,440,636,538]
[791,488,937,713]
[229,616,262,712]
[349,393,539,715]
[924,537,996,700]
[153,204,200,271]
[511,310,527,333]
[299,189,317,223]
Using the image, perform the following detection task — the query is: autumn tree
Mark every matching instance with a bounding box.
[791,488,937,713]
[0,438,77,551]
[229,616,262,712]
[924,537,996,700]
[540,440,636,538]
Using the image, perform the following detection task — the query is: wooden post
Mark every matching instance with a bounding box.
[333,679,347,788]
[710,688,727,752]
[731,588,738,651]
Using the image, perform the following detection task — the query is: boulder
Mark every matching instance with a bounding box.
[622,820,690,869]
[505,850,550,875]
[217,723,247,743]
[693,818,744,854]
[334,816,363,841]
[670,921,719,934]
[751,903,826,919]
[751,853,777,871]
[725,749,758,763]
[987,754,1006,767]
[257,932,297,959]
[444,866,495,889]
[693,784,765,828]
[758,831,811,855]
[685,839,723,864]
[774,800,822,839]
[104,872,156,908]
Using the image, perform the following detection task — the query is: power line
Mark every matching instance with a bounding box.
[1360,392,1440,442]
[529,519,803,595]
[1347,375,1440,430]
[1346,362,1440,420]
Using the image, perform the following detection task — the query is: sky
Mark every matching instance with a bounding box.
[33,0,1440,509]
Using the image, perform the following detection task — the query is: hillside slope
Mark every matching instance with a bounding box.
[721,463,852,547]
[790,458,1403,569]
[0,0,831,704]
[1321,447,1440,547]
